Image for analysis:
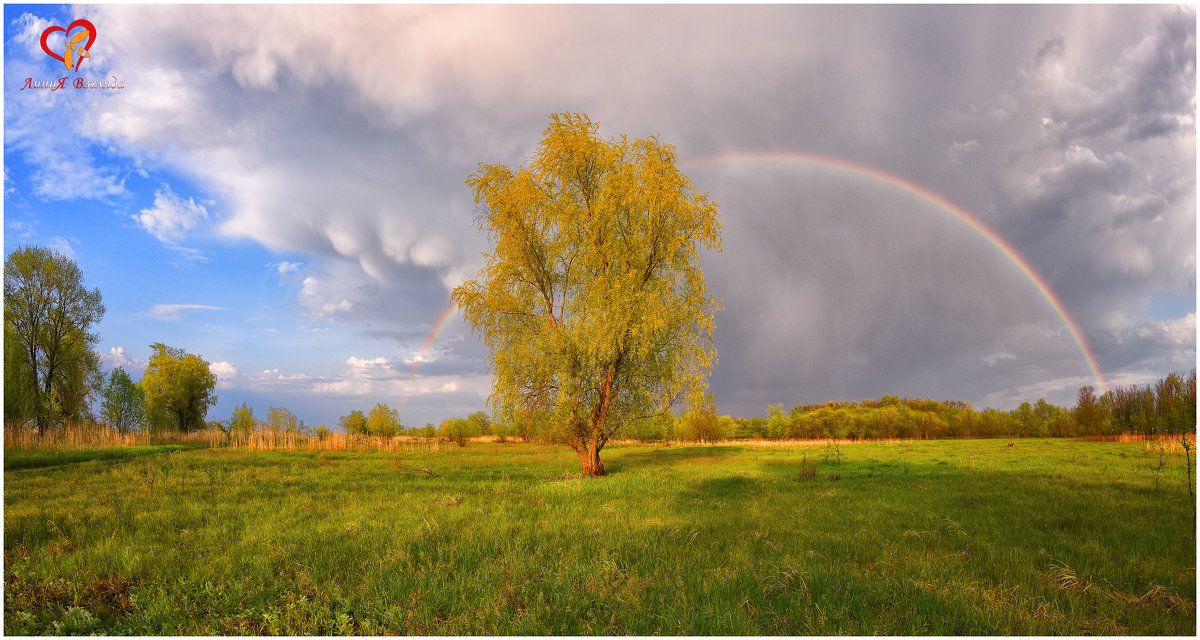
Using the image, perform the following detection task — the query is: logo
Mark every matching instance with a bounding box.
[40,19,96,72]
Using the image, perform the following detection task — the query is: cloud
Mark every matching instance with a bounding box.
[47,236,77,260]
[947,140,980,163]
[134,183,210,244]
[100,346,144,372]
[1100,312,1197,374]
[307,356,398,396]
[6,5,1192,423]
[208,361,239,388]
[145,304,228,321]
[940,6,1195,392]
[275,260,303,282]
[6,220,37,242]
[5,13,127,201]
[237,353,482,407]
[11,12,51,51]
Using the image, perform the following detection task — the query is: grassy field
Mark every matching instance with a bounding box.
[4,438,1195,635]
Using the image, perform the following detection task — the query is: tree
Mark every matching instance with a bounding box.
[467,410,492,436]
[339,409,367,436]
[682,392,725,442]
[266,406,305,434]
[4,322,38,421]
[366,403,401,437]
[230,402,258,439]
[4,245,105,432]
[140,343,217,433]
[1072,385,1108,436]
[100,367,145,434]
[765,403,788,439]
[452,113,722,476]
[439,417,472,446]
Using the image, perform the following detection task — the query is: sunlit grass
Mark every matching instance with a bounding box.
[4,439,1195,634]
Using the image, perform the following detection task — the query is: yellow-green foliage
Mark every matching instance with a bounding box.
[452,113,722,471]
[366,403,401,438]
[140,343,217,433]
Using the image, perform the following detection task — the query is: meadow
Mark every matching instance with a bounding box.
[4,438,1195,635]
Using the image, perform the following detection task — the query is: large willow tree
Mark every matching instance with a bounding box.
[452,113,722,476]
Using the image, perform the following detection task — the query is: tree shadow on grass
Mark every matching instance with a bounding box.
[3,445,192,471]
[602,444,740,474]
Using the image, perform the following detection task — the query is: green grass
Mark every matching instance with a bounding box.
[4,439,1195,635]
[3,444,202,471]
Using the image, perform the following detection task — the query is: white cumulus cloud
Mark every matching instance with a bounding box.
[134,183,210,245]
[208,361,239,388]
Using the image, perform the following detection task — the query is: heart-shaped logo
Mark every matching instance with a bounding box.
[40,19,97,73]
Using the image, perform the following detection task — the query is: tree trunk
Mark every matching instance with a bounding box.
[577,436,606,477]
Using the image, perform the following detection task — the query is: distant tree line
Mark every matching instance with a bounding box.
[233,370,1196,446]
[613,372,1196,443]
[332,405,508,445]
[1085,371,1196,436]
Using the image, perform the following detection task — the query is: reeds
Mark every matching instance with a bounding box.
[1079,433,1196,447]
[4,422,148,449]
[4,422,441,453]
[220,430,441,453]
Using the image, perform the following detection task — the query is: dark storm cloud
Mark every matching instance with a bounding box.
[695,164,1075,415]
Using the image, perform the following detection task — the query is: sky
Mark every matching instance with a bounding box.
[3,4,1196,429]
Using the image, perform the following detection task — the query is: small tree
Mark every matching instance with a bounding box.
[266,406,304,434]
[654,408,677,442]
[229,402,257,440]
[140,343,217,433]
[765,403,788,439]
[100,367,145,434]
[339,409,367,436]
[452,113,722,475]
[467,410,492,436]
[682,392,723,442]
[366,403,401,437]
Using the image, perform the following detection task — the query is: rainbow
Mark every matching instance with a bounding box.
[401,300,459,405]
[686,151,1108,393]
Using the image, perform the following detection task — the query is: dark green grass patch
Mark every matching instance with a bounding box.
[4,444,199,471]
[4,439,1195,635]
